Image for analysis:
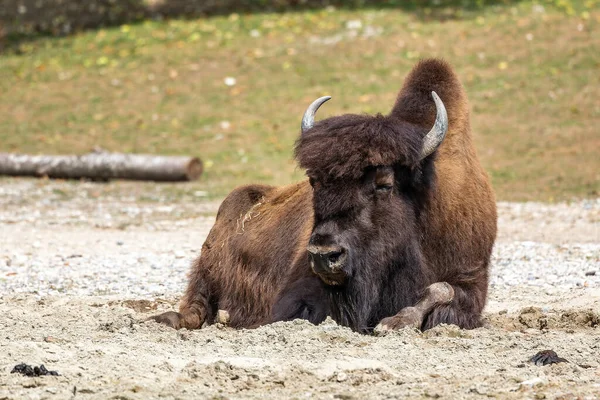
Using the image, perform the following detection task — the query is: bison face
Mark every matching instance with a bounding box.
[297,92,448,287]
[307,165,416,286]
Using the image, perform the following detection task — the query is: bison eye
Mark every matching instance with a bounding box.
[309,177,316,188]
[376,184,393,193]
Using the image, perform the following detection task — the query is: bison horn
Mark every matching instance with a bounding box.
[419,91,449,160]
[301,96,331,134]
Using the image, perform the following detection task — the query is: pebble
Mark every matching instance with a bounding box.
[336,372,348,382]
[520,377,546,388]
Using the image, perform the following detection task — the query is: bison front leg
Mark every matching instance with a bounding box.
[151,295,208,329]
[151,305,206,330]
[374,282,454,334]
[151,264,212,330]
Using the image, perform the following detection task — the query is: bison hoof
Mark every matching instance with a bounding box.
[216,309,230,325]
[374,307,422,335]
[150,311,184,329]
[427,282,455,304]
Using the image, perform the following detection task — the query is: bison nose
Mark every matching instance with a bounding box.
[307,245,347,274]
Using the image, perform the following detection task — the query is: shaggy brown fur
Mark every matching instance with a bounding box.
[152,58,497,333]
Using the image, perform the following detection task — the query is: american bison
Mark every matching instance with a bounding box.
[153,58,497,333]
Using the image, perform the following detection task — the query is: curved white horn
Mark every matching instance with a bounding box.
[420,91,449,159]
[301,96,331,134]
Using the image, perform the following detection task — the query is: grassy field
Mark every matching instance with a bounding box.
[0,1,598,201]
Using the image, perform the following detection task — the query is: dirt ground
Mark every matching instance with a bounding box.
[0,288,598,400]
[0,181,598,399]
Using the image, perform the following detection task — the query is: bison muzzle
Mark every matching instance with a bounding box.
[152,58,497,334]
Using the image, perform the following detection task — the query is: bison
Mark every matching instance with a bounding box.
[153,58,497,333]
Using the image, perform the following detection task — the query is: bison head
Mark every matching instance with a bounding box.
[295,66,449,289]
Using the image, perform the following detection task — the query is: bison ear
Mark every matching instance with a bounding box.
[389,58,468,137]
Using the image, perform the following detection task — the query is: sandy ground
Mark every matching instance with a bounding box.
[0,180,599,399]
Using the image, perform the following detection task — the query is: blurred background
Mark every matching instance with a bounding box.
[0,0,598,201]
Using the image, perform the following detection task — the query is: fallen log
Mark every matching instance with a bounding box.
[0,151,203,182]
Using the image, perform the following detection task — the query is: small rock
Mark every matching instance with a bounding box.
[336,372,348,382]
[520,377,546,388]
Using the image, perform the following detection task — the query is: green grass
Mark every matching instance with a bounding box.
[0,1,599,201]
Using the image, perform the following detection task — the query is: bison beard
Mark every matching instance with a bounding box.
[152,58,497,334]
